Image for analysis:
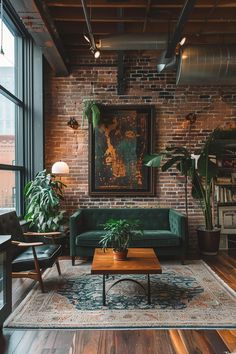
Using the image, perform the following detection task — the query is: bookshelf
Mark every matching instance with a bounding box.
[214,135,236,246]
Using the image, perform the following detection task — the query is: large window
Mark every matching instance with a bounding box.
[0,16,23,215]
[0,3,44,217]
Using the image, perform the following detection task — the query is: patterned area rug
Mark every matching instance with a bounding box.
[5,260,236,329]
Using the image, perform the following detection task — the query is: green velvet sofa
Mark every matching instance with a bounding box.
[70,208,188,264]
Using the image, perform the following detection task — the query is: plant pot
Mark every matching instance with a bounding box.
[113,249,128,261]
[197,227,221,256]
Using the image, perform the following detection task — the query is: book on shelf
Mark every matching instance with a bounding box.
[216,185,234,203]
[216,176,232,184]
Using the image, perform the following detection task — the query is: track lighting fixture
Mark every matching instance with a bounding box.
[83,33,91,44]
[81,0,101,59]
[179,37,186,46]
[93,49,100,59]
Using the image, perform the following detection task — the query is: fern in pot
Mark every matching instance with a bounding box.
[100,219,143,261]
[24,170,66,232]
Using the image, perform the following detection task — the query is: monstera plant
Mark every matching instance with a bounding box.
[24,170,66,232]
[144,128,227,255]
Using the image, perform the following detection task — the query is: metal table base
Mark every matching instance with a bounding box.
[102,274,151,306]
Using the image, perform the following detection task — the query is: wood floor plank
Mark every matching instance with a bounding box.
[204,253,236,291]
[10,330,39,354]
[178,330,214,354]
[3,330,26,354]
[200,330,230,354]
[169,330,188,354]
[217,330,236,353]
[70,330,177,354]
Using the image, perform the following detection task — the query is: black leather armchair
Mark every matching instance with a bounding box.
[0,211,62,292]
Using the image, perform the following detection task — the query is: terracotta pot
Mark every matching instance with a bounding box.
[113,249,128,261]
[197,227,221,256]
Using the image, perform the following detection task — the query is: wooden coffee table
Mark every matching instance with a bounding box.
[91,248,162,306]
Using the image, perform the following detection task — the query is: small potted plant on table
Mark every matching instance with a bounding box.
[100,219,143,261]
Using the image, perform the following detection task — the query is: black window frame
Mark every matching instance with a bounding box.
[0,1,43,217]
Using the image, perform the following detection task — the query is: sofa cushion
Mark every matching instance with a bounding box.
[75,230,180,248]
[75,231,104,247]
[82,208,170,231]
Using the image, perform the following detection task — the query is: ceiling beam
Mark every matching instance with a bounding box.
[49,7,236,22]
[165,0,197,58]
[53,17,236,24]
[9,0,69,76]
[46,0,236,9]
[56,21,236,35]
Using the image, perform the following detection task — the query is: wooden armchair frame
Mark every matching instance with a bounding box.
[11,232,62,293]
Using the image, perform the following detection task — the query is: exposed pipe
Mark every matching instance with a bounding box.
[177,45,236,85]
[97,33,168,51]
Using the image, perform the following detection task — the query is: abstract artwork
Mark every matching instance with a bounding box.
[89,105,154,196]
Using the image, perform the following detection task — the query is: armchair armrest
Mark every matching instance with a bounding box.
[24,232,61,237]
[70,210,84,256]
[12,240,43,247]
[18,242,44,247]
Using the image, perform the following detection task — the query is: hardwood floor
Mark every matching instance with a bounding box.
[1,252,236,354]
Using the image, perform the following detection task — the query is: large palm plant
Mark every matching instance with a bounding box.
[144,128,223,231]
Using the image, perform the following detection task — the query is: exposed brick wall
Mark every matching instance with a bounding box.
[44,52,236,256]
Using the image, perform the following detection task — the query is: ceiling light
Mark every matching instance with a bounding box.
[179,37,186,46]
[94,49,100,59]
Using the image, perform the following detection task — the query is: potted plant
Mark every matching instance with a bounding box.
[24,170,66,232]
[83,100,101,129]
[100,219,143,260]
[144,128,228,255]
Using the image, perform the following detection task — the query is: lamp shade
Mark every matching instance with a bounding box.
[51,161,69,175]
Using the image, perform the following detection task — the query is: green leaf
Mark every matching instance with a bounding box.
[162,156,182,172]
[143,154,163,167]
[197,154,218,179]
[91,103,100,128]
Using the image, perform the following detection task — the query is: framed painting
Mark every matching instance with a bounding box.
[89,105,155,196]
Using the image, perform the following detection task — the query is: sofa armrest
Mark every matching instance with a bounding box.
[169,209,188,241]
[70,210,84,256]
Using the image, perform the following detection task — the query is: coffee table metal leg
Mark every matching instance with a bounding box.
[103,274,106,306]
[147,274,151,305]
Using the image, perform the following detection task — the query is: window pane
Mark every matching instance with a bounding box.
[0,94,17,164]
[0,21,21,98]
[0,170,17,214]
